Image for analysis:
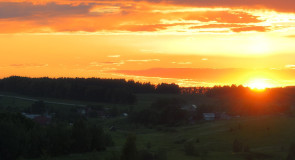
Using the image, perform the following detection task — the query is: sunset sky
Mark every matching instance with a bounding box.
[2,0,295,87]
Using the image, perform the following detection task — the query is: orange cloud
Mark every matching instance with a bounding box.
[231,26,270,32]
[0,1,279,33]
[190,23,271,33]
[0,0,294,37]
[2,0,295,13]
[0,2,90,19]
[185,11,262,23]
[149,0,295,13]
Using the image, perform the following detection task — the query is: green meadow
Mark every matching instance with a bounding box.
[19,115,295,160]
[108,116,295,160]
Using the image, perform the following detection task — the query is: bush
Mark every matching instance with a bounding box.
[106,152,120,160]
[129,98,188,126]
[154,148,167,160]
[121,134,137,160]
[244,145,250,152]
[233,139,244,153]
[287,142,295,160]
[138,150,153,160]
[184,141,199,156]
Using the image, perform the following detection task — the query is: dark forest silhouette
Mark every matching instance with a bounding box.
[0,76,180,104]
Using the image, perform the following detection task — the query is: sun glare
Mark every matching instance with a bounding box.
[247,79,272,91]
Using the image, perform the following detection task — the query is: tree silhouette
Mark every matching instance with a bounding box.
[121,134,137,160]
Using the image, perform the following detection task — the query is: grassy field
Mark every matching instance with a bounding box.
[0,92,294,160]
[107,115,295,160]
[21,115,295,160]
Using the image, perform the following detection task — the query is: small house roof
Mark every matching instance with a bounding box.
[203,113,215,117]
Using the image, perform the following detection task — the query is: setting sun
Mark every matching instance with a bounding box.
[247,79,273,91]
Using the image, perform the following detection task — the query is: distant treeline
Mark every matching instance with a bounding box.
[0,76,180,104]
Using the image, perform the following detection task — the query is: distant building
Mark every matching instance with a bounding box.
[22,112,40,119]
[216,112,231,120]
[181,104,197,112]
[22,112,52,125]
[203,113,215,121]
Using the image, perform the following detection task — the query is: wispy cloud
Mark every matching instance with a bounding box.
[126,59,160,62]
[89,61,124,67]
[108,55,121,58]
[9,63,48,67]
[172,62,192,65]
[89,62,103,67]
[285,64,295,69]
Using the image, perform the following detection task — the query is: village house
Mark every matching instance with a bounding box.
[77,106,106,118]
[181,104,197,112]
[22,112,52,125]
[203,113,215,121]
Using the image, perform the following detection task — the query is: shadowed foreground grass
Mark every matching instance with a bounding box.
[28,115,295,160]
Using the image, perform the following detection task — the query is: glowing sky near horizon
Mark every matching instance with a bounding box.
[2,0,295,87]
